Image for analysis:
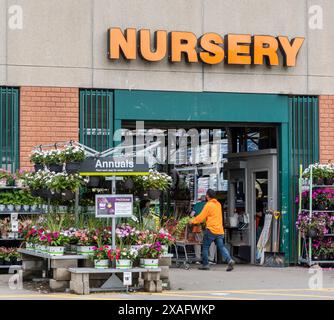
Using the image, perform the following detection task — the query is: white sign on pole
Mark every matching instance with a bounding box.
[123,272,132,286]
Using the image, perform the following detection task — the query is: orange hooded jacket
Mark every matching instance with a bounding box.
[191,198,224,235]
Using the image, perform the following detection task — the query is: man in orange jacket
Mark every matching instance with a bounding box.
[190,189,235,271]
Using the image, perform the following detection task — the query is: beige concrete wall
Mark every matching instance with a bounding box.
[1,0,334,94]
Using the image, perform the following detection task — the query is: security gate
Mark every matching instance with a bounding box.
[0,87,19,172]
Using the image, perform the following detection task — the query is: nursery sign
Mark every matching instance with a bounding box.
[108,27,304,67]
[95,194,133,218]
[80,156,149,176]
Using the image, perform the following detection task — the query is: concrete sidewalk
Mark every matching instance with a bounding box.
[0,265,333,300]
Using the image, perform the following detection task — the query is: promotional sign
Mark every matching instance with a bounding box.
[80,156,149,176]
[95,194,133,218]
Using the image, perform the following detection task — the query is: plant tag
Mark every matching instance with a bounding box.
[11,213,19,232]
[123,272,132,286]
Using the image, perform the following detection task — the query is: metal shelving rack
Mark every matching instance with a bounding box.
[298,164,334,266]
[0,186,44,269]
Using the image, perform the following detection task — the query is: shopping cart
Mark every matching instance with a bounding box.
[172,224,202,270]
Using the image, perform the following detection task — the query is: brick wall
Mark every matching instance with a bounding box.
[319,95,334,163]
[20,87,79,169]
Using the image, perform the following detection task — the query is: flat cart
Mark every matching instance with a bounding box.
[172,224,202,270]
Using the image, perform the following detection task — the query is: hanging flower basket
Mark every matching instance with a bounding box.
[61,190,75,201]
[148,189,161,200]
[65,162,81,174]
[48,164,63,173]
[34,164,44,172]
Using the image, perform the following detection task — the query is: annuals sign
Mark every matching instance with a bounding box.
[108,28,304,67]
[79,156,149,176]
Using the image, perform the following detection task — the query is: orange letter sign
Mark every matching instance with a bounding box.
[108,27,137,60]
[139,29,167,62]
[170,31,198,63]
[277,36,305,67]
[199,33,224,65]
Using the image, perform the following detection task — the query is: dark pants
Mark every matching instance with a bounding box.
[202,229,232,266]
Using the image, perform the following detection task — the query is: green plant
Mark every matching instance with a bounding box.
[63,145,86,163]
[174,216,192,238]
[133,170,172,191]
[44,149,63,166]
[91,246,110,261]
[0,169,10,181]
[108,246,137,261]
[30,150,45,165]
[137,242,162,259]
[47,172,87,192]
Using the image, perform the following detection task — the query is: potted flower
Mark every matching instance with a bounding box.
[7,248,21,265]
[0,169,9,187]
[0,247,5,265]
[63,145,86,173]
[5,173,16,187]
[157,229,175,256]
[44,149,64,173]
[91,245,110,269]
[44,231,70,256]
[75,229,98,255]
[134,170,172,200]
[30,150,45,171]
[108,246,137,269]
[24,226,39,250]
[138,242,162,269]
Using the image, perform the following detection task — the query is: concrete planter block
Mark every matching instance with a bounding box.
[22,260,44,271]
[159,257,172,267]
[155,280,163,293]
[50,259,78,269]
[143,272,160,281]
[52,268,71,281]
[160,266,169,279]
[144,280,156,292]
[69,274,89,295]
[49,279,69,292]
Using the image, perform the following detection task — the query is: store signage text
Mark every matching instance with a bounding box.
[108,28,304,67]
[79,156,149,176]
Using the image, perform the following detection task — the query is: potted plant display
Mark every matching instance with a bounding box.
[138,241,162,269]
[0,248,5,265]
[75,229,98,255]
[45,231,70,256]
[44,149,64,173]
[157,229,175,256]
[30,150,45,171]
[133,170,172,200]
[91,245,110,269]
[108,246,137,269]
[63,145,86,174]
[0,169,9,187]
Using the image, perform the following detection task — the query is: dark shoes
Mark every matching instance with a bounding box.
[226,259,235,272]
[198,265,210,270]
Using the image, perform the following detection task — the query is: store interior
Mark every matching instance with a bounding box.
[121,121,279,265]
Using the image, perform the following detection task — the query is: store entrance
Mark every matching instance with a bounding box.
[225,149,278,264]
[121,121,279,265]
